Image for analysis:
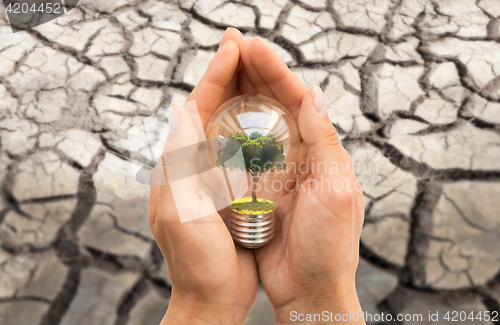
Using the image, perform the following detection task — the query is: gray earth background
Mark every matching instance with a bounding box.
[1,0,500,324]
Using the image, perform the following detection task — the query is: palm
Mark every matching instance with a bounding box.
[180,31,258,302]
[235,36,363,309]
[254,153,352,307]
[250,145,325,306]
[148,29,259,313]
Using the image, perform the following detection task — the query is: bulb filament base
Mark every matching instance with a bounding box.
[230,209,275,249]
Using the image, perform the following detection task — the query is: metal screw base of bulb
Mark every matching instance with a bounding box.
[230,209,276,249]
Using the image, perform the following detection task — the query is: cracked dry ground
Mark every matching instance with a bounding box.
[0,0,500,324]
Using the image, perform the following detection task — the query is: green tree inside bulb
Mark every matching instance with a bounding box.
[216,131,286,214]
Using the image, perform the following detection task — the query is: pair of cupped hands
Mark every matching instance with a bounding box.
[148,28,365,324]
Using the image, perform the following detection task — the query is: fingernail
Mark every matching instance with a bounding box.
[251,37,263,46]
[312,86,326,114]
[169,105,180,132]
[218,39,235,52]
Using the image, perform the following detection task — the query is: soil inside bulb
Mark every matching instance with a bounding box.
[230,197,275,215]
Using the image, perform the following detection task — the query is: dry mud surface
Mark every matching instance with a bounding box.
[0,0,500,324]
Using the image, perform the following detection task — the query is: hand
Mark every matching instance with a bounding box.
[237,38,366,323]
[148,29,259,325]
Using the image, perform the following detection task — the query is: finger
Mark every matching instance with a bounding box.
[148,184,160,229]
[161,105,218,224]
[148,158,169,228]
[237,63,256,94]
[219,27,243,49]
[155,105,231,251]
[298,86,346,179]
[248,38,308,119]
[217,28,244,103]
[239,38,277,100]
[185,39,240,129]
[156,174,232,257]
[218,61,241,107]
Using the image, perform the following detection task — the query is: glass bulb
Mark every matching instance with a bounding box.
[206,94,301,249]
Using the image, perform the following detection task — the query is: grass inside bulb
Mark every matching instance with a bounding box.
[206,94,300,249]
[230,197,275,215]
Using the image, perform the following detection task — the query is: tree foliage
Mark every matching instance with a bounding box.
[216,131,286,203]
[216,131,286,176]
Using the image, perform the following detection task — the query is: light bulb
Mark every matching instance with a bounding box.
[206,94,301,249]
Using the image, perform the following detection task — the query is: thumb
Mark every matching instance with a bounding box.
[148,104,200,189]
[160,104,215,224]
[163,104,200,156]
[298,86,346,178]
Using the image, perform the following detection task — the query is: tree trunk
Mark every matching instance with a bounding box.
[252,175,258,203]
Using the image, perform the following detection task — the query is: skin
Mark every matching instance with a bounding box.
[148,28,366,324]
